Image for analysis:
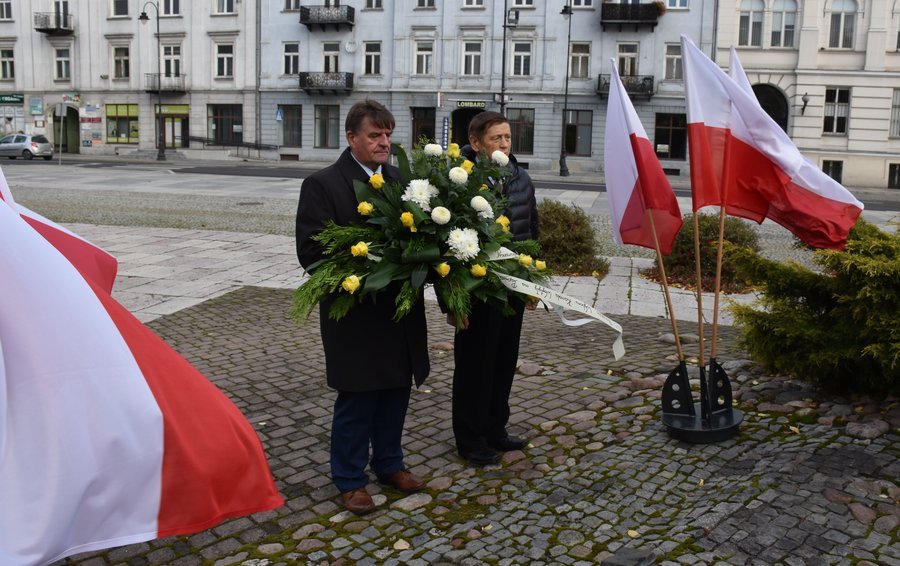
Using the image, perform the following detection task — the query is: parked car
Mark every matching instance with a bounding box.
[0,134,54,160]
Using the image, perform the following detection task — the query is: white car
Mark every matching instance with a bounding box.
[0,134,54,160]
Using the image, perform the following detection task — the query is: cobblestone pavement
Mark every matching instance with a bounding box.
[57,287,898,566]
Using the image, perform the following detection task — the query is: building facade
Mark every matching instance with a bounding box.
[2,1,895,188]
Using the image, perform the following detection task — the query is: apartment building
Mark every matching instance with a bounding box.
[716,0,900,188]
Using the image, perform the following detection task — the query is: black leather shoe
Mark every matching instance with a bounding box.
[459,447,501,466]
[487,435,528,452]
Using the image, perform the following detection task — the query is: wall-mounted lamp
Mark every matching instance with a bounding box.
[100,74,109,79]
[801,92,810,115]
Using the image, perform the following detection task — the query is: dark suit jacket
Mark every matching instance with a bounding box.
[295,148,430,392]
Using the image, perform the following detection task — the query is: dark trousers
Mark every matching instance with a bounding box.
[330,387,410,492]
[452,300,525,455]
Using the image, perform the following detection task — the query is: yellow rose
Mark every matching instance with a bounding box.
[350,241,369,257]
[369,173,385,189]
[357,201,374,216]
[461,160,474,174]
[435,262,451,277]
[479,183,488,191]
[495,215,510,232]
[518,254,533,267]
[400,211,417,232]
[447,143,460,158]
[535,260,547,271]
[470,264,487,277]
[341,275,360,294]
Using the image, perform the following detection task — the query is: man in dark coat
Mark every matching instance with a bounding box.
[295,100,430,515]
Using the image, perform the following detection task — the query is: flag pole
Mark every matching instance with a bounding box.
[710,207,726,359]
[647,210,683,361]
[692,212,705,367]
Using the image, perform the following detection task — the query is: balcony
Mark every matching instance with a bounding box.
[300,5,355,31]
[299,72,354,95]
[597,74,655,100]
[600,3,661,31]
[144,73,188,95]
[34,12,74,36]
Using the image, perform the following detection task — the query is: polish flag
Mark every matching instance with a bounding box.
[682,36,863,249]
[0,193,282,565]
[604,60,683,254]
[0,169,117,293]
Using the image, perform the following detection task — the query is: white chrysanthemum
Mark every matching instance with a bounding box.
[470,195,494,219]
[446,227,480,261]
[448,166,469,185]
[401,178,439,211]
[431,206,451,225]
[423,143,443,157]
[492,150,509,166]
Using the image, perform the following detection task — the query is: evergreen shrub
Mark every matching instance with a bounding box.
[728,220,900,395]
[646,212,760,292]
[537,200,610,277]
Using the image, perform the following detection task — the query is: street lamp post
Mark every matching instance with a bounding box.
[499,2,519,116]
[139,2,166,161]
[558,1,572,177]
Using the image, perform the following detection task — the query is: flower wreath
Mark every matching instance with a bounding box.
[291,142,550,329]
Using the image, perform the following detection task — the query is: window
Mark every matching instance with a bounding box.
[463,41,482,76]
[571,0,593,5]
[207,104,242,145]
[667,0,688,7]
[106,104,139,144]
[0,1,11,20]
[162,0,180,15]
[216,0,235,14]
[283,43,300,75]
[284,0,301,9]
[738,0,764,47]
[829,0,856,48]
[416,0,435,7]
[112,0,128,16]
[889,164,900,189]
[113,47,130,79]
[415,40,433,75]
[824,88,850,134]
[890,89,900,137]
[365,0,382,8]
[315,105,340,148]
[617,43,638,76]
[216,44,234,78]
[278,105,302,147]
[508,108,534,155]
[513,0,534,6]
[770,0,797,47]
[464,0,484,6]
[563,110,592,156]
[654,113,687,159]
[0,49,13,80]
[570,43,590,79]
[163,45,181,77]
[664,44,682,80]
[323,42,340,73]
[364,42,381,75]
[512,42,532,76]
[822,160,843,183]
[55,48,71,80]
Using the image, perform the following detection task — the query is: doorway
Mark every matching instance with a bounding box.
[450,108,483,148]
[751,84,788,132]
[410,107,436,146]
[50,104,79,154]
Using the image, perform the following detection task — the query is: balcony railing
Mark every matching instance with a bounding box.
[597,74,655,100]
[34,12,75,35]
[299,72,354,95]
[144,73,188,94]
[300,5,355,31]
[600,3,661,31]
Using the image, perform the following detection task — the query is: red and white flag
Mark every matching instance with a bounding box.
[0,169,117,293]
[604,60,683,254]
[0,187,282,566]
[682,36,863,249]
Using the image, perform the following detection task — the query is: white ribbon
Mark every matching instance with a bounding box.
[489,248,625,360]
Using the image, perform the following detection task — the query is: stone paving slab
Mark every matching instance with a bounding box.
[55,286,898,566]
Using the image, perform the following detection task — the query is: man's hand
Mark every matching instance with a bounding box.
[525,296,540,311]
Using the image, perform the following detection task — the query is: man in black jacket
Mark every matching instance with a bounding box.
[296,100,430,514]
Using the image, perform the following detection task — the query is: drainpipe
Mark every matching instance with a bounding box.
[255,0,262,158]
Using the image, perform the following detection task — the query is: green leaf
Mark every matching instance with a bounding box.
[410,263,428,289]
[363,259,400,293]
[394,143,411,180]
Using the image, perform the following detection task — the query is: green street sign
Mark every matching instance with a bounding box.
[0,93,24,104]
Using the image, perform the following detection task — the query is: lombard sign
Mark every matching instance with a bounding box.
[0,93,24,104]
[456,100,486,109]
